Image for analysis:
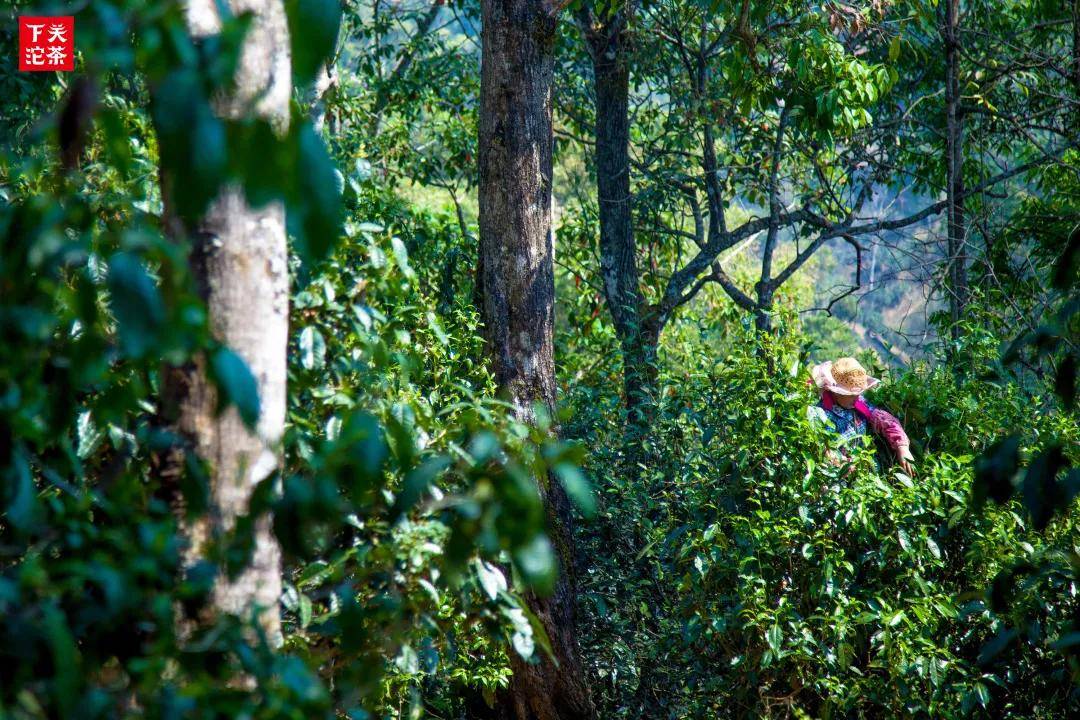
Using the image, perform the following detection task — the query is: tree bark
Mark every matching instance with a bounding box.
[754,290,774,333]
[1072,0,1080,130]
[754,105,790,335]
[165,0,291,641]
[311,64,337,134]
[579,7,658,430]
[1073,0,1080,98]
[943,0,968,337]
[478,0,595,717]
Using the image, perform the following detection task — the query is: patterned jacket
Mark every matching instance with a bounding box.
[807,393,913,463]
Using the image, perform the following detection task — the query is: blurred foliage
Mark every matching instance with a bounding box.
[0,1,576,718]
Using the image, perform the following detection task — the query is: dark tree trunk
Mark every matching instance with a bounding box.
[754,290,774,334]
[754,105,788,337]
[944,0,968,337]
[478,1,595,718]
[580,9,657,430]
[1072,0,1080,129]
[1074,0,1080,97]
[621,320,658,429]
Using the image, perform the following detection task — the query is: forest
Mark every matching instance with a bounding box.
[1,0,1078,717]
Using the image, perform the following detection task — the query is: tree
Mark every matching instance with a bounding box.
[161,0,292,640]
[576,3,654,427]
[906,0,1078,345]
[942,0,967,338]
[565,2,911,423]
[564,0,1068,434]
[477,0,595,716]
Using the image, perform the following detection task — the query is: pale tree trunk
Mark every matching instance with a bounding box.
[165,0,291,641]
[943,0,967,337]
[311,64,337,134]
[477,0,595,717]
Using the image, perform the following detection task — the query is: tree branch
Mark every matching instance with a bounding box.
[760,105,791,285]
[710,261,757,311]
[823,234,863,315]
[371,1,444,122]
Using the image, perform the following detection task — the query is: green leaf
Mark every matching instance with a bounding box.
[1051,223,1079,290]
[1021,444,1070,530]
[209,346,261,429]
[513,534,556,596]
[390,236,416,280]
[233,119,292,208]
[286,0,342,88]
[476,560,507,601]
[333,412,388,504]
[107,252,165,358]
[394,643,419,673]
[5,449,42,534]
[554,463,596,518]
[299,593,313,628]
[299,326,326,370]
[979,628,1017,664]
[41,603,80,716]
[974,436,1021,506]
[766,624,783,654]
[152,69,227,220]
[297,560,331,587]
[1051,631,1080,651]
[974,682,990,708]
[503,606,535,659]
[288,121,343,268]
[926,537,941,560]
[391,456,450,521]
[518,602,556,661]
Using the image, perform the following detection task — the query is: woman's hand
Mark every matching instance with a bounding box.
[898,456,915,477]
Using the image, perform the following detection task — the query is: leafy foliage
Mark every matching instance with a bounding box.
[565,324,1079,718]
[0,1,560,717]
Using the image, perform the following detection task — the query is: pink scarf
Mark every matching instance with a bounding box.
[819,391,872,421]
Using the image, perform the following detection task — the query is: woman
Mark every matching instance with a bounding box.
[807,357,915,476]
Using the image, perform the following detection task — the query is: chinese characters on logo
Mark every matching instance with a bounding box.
[19,16,74,72]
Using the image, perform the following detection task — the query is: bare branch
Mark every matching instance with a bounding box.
[823,234,863,315]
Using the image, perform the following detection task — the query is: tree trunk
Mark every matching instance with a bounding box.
[621,322,658,430]
[1073,0,1080,98]
[754,292,773,334]
[478,0,595,717]
[943,0,967,337]
[580,11,657,430]
[165,0,291,641]
[310,64,337,134]
[1072,0,1080,129]
[755,106,788,337]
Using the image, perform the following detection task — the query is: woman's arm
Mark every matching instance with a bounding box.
[868,407,915,474]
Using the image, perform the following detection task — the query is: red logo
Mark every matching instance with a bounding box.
[19,16,74,72]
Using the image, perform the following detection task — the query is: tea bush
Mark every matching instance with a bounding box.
[567,322,1079,718]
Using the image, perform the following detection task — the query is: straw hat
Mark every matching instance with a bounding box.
[810,357,880,396]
